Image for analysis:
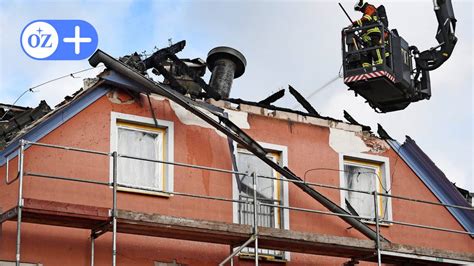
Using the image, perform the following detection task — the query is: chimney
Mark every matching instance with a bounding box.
[206,46,246,99]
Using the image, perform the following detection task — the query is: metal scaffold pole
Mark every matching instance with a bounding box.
[218,172,258,266]
[253,171,259,266]
[15,140,25,266]
[373,191,382,266]
[219,235,256,266]
[112,151,118,266]
[90,235,95,266]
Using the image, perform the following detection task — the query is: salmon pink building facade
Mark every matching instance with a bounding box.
[1,66,473,265]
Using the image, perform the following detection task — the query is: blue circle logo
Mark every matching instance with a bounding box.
[21,20,98,60]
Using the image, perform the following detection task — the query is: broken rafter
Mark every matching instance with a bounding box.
[288,85,320,116]
[258,89,285,105]
[343,110,371,132]
[377,124,394,140]
[139,41,220,100]
[142,40,186,70]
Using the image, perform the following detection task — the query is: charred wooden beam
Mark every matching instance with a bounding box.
[258,89,285,105]
[142,40,186,70]
[377,123,394,140]
[343,110,371,131]
[288,85,320,116]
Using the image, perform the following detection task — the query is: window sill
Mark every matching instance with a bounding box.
[117,186,172,198]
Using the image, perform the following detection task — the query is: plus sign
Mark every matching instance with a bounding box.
[36,27,43,36]
[63,26,91,55]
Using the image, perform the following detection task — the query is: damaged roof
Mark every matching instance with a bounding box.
[0,100,51,149]
[386,135,474,235]
[0,78,103,155]
[2,45,471,237]
[0,72,365,157]
[0,103,31,120]
[0,50,471,238]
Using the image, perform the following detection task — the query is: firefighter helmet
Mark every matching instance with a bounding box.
[354,0,365,11]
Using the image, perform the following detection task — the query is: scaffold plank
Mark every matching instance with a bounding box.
[1,198,473,264]
[1,198,109,229]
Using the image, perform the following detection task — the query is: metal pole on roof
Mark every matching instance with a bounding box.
[112,151,118,266]
[252,171,259,266]
[15,140,25,266]
[373,191,382,266]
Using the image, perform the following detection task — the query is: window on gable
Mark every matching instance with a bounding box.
[236,149,285,259]
[116,121,169,192]
[343,158,390,220]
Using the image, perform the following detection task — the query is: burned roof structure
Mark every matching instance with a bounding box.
[87,41,387,242]
[0,101,51,149]
[0,85,96,152]
[0,103,31,120]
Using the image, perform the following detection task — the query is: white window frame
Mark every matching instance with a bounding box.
[110,112,174,193]
[232,141,290,260]
[236,149,282,228]
[339,152,392,223]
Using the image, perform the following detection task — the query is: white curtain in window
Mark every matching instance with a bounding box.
[345,164,376,218]
[118,127,162,189]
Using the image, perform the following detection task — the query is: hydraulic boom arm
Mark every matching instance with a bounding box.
[411,0,457,71]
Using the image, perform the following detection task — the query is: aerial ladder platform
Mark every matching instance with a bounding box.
[341,0,457,112]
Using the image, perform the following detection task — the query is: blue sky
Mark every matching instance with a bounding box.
[0,0,472,191]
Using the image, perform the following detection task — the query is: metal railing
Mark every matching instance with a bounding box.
[342,23,393,72]
[3,140,473,266]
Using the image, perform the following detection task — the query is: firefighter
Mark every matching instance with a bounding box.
[352,0,383,67]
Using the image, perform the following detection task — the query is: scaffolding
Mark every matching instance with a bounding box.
[1,139,473,266]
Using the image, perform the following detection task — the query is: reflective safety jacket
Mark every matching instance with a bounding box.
[353,3,380,36]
